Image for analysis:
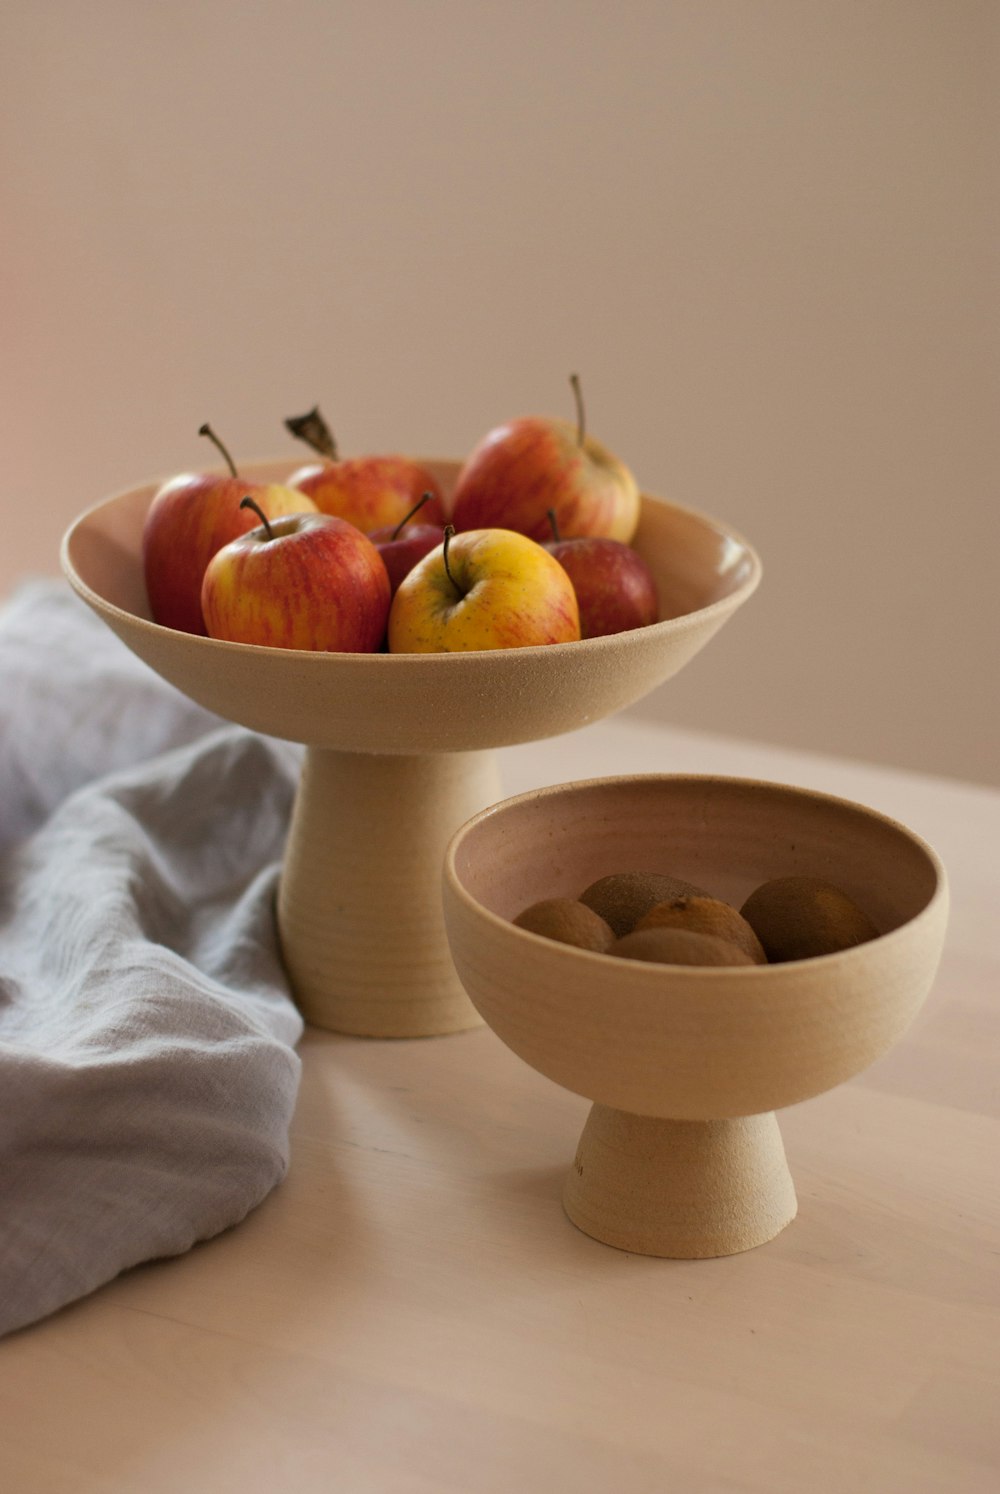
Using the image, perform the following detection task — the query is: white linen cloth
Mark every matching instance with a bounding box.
[0,581,304,1337]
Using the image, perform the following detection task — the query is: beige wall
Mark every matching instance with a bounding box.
[2,1,997,784]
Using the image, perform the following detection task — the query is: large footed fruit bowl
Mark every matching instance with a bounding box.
[443,774,948,1255]
[61,459,761,1038]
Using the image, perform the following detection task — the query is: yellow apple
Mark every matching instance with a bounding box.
[387,527,580,653]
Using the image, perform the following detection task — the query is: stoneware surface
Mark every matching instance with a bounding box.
[443,774,948,1255]
[61,461,760,1037]
[60,459,760,754]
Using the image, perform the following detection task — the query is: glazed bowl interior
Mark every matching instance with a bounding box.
[61,460,761,754]
[443,775,948,1119]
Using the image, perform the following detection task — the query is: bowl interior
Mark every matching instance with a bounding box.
[443,775,948,1118]
[61,460,760,753]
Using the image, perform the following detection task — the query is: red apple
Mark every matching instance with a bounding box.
[451,376,640,544]
[142,424,317,636]
[367,492,446,597]
[284,405,446,533]
[544,511,659,639]
[201,498,391,653]
[388,526,580,653]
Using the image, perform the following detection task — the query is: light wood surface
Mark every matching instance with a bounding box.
[2,716,998,1492]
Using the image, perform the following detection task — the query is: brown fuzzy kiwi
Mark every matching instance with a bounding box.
[513,898,616,953]
[578,870,709,939]
[740,876,879,962]
[634,895,767,964]
[613,928,755,966]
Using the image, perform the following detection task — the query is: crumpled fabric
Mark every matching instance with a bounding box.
[0,580,304,1337]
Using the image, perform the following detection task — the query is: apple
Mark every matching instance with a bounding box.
[142,423,317,636]
[388,525,580,653]
[543,509,659,638]
[367,492,446,597]
[284,405,447,533]
[201,497,391,653]
[451,375,640,545]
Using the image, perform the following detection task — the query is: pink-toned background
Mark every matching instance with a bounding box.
[2,1,996,783]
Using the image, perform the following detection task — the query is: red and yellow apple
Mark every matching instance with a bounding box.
[451,377,640,545]
[388,526,580,654]
[201,499,391,653]
[142,424,316,636]
[284,405,446,533]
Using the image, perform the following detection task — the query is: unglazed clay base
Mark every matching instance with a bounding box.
[277,747,501,1036]
[62,460,760,1038]
[443,774,948,1255]
[564,1107,797,1258]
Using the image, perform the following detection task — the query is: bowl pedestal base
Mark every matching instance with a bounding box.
[563,1104,798,1257]
[277,746,501,1037]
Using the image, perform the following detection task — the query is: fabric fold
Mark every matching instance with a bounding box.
[0,581,305,1338]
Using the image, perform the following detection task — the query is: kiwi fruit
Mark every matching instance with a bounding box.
[613,928,755,966]
[578,870,709,939]
[740,876,879,962]
[634,895,767,964]
[513,897,615,952]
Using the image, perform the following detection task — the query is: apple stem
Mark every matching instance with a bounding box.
[199,423,238,478]
[284,405,339,463]
[391,491,434,542]
[547,508,562,543]
[240,494,275,542]
[570,373,585,446]
[442,524,462,599]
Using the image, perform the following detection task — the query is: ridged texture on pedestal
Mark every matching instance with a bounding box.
[278,748,501,1037]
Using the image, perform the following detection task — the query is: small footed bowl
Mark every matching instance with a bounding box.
[443,775,948,1257]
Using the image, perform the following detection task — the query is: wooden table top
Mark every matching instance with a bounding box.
[2,716,997,1493]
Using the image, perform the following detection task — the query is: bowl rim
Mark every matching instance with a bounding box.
[59,459,763,666]
[443,771,949,975]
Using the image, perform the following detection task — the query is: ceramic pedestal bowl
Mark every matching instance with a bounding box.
[61,460,760,1039]
[443,775,948,1256]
